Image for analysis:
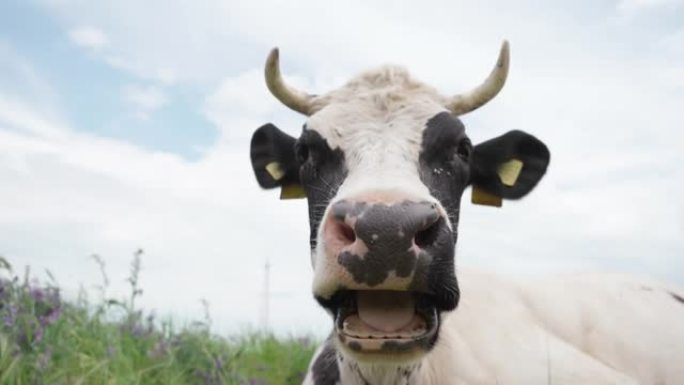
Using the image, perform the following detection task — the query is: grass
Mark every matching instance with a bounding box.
[0,252,316,385]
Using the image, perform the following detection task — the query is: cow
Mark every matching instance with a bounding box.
[249,42,684,385]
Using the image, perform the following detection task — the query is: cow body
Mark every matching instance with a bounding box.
[303,271,684,385]
[248,43,683,385]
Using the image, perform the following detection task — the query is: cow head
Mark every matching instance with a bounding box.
[250,42,550,362]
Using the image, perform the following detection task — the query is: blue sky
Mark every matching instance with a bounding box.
[0,1,217,158]
[0,0,683,335]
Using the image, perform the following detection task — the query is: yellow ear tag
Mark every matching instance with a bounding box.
[265,161,285,181]
[471,187,502,207]
[497,159,523,187]
[280,184,306,200]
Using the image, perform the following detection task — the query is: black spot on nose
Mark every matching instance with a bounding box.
[353,201,440,249]
[332,200,440,246]
[329,200,450,287]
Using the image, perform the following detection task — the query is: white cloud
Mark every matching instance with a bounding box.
[122,84,169,119]
[202,68,315,143]
[204,69,275,122]
[660,27,684,58]
[68,26,109,51]
[617,0,682,15]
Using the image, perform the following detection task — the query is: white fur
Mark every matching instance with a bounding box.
[308,67,446,201]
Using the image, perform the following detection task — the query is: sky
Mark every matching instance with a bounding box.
[0,0,683,336]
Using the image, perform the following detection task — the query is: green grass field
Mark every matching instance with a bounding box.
[0,254,316,385]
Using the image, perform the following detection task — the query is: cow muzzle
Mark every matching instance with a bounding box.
[314,198,459,356]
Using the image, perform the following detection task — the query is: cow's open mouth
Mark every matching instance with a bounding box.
[331,290,439,354]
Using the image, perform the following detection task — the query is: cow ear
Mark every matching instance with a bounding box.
[470,130,550,206]
[250,123,305,199]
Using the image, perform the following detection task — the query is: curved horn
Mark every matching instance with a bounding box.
[265,48,314,115]
[446,40,510,115]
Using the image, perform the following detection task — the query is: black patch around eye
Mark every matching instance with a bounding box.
[297,129,338,165]
[297,129,347,250]
[295,142,310,164]
[456,138,472,161]
[419,112,470,231]
[421,112,466,163]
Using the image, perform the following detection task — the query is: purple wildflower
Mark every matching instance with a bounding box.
[33,325,44,344]
[17,317,44,347]
[30,287,46,302]
[130,322,146,338]
[3,304,17,328]
[40,306,62,326]
[214,355,225,371]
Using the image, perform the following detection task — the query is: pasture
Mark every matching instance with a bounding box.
[0,256,315,385]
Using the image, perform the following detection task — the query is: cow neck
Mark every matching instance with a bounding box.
[338,356,426,385]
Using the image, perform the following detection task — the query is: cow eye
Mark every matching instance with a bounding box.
[456,138,472,161]
[295,142,310,164]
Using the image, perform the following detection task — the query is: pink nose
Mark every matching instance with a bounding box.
[322,200,447,287]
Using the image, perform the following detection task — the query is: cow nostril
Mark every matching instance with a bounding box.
[414,219,441,248]
[336,221,356,245]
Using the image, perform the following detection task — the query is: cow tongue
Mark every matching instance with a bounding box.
[356,291,416,333]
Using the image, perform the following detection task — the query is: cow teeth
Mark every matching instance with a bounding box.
[341,313,429,340]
